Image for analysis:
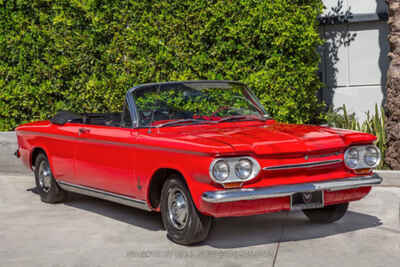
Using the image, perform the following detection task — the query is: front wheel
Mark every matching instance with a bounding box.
[160,176,212,245]
[303,202,349,224]
[34,153,66,203]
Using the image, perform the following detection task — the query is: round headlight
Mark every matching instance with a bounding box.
[344,147,359,169]
[364,146,380,167]
[212,160,230,181]
[234,159,253,179]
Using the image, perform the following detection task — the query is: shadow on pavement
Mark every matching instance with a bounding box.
[27,186,382,248]
[27,187,164,231]
[66,192,165,231]
[204,210,381,248]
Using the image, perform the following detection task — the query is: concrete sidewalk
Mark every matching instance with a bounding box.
[0,173,399,267]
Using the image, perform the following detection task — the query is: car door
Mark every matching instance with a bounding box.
[73,106,139,197]
[46,123,80,183]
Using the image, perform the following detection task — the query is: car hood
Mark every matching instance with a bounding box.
[165,122,376,156]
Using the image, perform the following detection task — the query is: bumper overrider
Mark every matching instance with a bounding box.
[201,174,382,204]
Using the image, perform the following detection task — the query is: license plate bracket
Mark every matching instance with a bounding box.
[291,191,324,210]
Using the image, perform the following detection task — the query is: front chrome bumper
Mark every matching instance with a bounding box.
[201,174,382,203]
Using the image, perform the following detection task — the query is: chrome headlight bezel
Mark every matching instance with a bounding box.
[344,146,360,169]
[209,156,261,184]
[211,160,230,182]
[364,145,381,167]
[344,145,381,169]
[234,159,253,180]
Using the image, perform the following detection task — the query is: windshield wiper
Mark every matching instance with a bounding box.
[154,119,217,128]
[151,115,266,128]
[217,115,266,123]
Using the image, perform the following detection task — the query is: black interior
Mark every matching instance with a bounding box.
[138,102,194,127]
[50,110,129,128]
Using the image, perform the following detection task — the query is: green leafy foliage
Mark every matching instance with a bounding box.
[0,0,324,131]
[325,104,387,169]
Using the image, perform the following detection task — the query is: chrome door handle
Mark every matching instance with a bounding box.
[78,128,90,135]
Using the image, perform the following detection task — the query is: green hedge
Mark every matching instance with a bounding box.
[0,0,324,131]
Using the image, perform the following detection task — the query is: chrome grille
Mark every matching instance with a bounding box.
[263,159,343,171]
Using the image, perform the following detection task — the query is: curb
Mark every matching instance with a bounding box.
[375,170,400,187]
[0,131,16,144]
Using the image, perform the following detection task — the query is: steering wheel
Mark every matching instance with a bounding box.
[211,106,246,117]
[210,106,231,117]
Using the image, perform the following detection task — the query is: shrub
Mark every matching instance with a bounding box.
[0,0,324,131]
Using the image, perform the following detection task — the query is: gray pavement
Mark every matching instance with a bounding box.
[0,173,399,267]
[1,132,400,266]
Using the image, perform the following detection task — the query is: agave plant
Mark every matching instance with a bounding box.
[325,104,386,169]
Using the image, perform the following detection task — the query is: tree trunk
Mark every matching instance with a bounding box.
[385,0,400,170]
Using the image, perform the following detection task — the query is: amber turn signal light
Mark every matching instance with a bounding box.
[222,182,243,189]
[353,168,372,175]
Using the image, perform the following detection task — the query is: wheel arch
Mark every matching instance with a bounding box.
[147,168,189,210]
[31,147,49,169]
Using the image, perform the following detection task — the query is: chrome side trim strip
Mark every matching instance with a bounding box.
[201,174,382,203]
[57,181,151,211]
[17,130,210,156]
[263,159,343,171]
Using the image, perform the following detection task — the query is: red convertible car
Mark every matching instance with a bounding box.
[15,80,382,245]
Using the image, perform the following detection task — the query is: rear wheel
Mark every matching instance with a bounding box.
[160,175,212,245]
[34,153,66,203]
[303,202,349,223]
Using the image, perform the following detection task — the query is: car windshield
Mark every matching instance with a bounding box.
[131,81,268,128]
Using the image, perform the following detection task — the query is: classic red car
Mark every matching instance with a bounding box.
[15,80,382,245]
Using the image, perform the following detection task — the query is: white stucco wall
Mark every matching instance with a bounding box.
[323,0,388,15]
[320,0,389,121]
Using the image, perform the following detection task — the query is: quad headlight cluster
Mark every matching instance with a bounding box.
[209,156,261,183]
[344,145,381,169]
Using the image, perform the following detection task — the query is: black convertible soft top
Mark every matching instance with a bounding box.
[50,111,83,125]
[50,111,122,127]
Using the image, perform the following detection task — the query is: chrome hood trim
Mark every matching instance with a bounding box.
[201,174,382,203]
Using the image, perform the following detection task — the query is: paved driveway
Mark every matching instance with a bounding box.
[0,172,399,267]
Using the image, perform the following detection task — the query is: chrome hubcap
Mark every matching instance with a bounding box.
[167,188,189,230]
[38,161,52,193]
